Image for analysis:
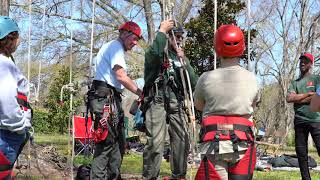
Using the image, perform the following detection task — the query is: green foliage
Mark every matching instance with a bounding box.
[43,66,82,134]
[32,108,50,133]
[74,155,93,166]
[184,0,257,75]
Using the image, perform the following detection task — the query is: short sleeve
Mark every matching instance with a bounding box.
[287,80,296,94]
[194,74,205,103]
[109,43,126,71]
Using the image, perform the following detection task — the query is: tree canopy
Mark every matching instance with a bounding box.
[184,0,257,75]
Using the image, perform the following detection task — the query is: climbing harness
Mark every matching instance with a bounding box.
[195,116,256,180]
[161,0,197,179]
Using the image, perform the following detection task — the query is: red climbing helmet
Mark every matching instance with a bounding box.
[119,21,142,39]
[214,24,245,58]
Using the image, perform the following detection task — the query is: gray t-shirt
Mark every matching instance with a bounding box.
[194,65,258,119]
[194,65,258,154]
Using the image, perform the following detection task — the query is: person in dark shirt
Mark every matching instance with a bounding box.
[287,52,320,180]
[142,19,198,180]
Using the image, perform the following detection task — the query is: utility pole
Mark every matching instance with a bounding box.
[0,0,9,16]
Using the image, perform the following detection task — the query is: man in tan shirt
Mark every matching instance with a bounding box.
[194,24,258,180]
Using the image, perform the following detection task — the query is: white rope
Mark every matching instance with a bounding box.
[89,0,96,79]
[36,0,46,102]
[68,0,74,179]
[162,0,165,20]
[247,0,251,71]
[214,0,217,70]
[169,4,195,121]
[27,1,32,173]
[166,1,196,178]
[27,0,32,94]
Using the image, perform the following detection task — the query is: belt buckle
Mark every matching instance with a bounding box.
[217,124,233,130]
[217,124,233,135]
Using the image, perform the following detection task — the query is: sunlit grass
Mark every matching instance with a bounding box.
[33,134,320,179]
[254,171,320,179]
[34,133,70,155]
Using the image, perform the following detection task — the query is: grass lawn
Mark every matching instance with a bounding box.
[34,134,320,179]
[254,171,320,180]
[34,133,70,155]
[121,153,320,179]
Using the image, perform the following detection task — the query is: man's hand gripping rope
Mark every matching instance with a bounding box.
[165,0,197,170]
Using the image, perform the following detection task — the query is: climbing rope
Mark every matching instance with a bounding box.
[67,0,75,179]
[83,0,96,157]
[61,0,97,178]
[163,1,197,179]
[89,0,96,81]
[247,0,252,72]
[27,0,32,85]
[214,0,217,70]
[36,0,46,102]
[26,0,32,174]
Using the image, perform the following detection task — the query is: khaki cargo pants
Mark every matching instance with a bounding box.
[143,89,190,179]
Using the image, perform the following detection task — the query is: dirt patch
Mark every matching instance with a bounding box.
[12,143,145,179]
[13,144,71,179]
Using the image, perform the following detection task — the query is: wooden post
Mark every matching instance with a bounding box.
[0,0,9,16]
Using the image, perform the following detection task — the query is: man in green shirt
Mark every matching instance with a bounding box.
[287,52,320,180]
[142,19,198,180]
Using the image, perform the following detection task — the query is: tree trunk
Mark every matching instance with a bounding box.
[143,0,155,44]
[0,0,9,16]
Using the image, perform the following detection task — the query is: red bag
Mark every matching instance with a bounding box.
[91,104,110,143]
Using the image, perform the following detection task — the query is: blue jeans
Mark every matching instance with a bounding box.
[0,129,28,179]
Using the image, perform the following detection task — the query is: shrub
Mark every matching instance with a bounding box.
[32,108,50,133]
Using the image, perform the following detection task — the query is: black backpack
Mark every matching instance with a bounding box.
[268,154,317,168]
[76,164,91,180]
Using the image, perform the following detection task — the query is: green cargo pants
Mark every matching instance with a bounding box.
[88,80,125,180]
[142,88,190,179]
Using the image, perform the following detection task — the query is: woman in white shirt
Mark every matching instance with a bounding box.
[0,16,32,180]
